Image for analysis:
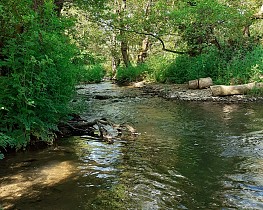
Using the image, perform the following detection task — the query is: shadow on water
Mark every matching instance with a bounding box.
[1,82,263,209]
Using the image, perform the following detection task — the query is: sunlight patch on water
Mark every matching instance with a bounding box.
[0,159,77,209]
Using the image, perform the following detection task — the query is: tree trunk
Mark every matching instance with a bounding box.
[110,2,121,78]
[210,83,262,96]
[121,37,129,67]
[188,77,213,89]
[111,56,120,78]
[243,25,250,37]
[54,0,65,16]
[119,0,130,67]
[137,37,150,63]
[137,0,152,64]
[111,33,120,79]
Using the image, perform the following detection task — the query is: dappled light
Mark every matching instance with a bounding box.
[0,147,80,209]
[1,160,75,195]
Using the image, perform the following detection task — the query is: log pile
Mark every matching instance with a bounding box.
[188,77,213,89]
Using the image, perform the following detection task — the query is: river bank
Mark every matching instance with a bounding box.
[140,82,263,103]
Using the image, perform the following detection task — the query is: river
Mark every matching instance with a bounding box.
[1,82,263,209]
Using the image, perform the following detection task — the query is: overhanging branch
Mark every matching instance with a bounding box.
[100,20,188,55]
[117,26,188,54]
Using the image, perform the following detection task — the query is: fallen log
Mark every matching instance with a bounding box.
[210,82,263,96]
[188,77,213,89]
[133,81,145,88]
[58,116,138,143]
[188,79,198,89]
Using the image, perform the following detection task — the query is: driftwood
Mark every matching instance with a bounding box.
[210,82,263,96]
[58,115,138,143]
[188,77,213,89]
[133,81,145,88]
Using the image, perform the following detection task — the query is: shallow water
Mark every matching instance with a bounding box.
[1,83,263,209]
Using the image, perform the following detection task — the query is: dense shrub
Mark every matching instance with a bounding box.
[160,48,222,83]
[116,64,149,84]
[152,46,263,85]
[0,1,80,157]
[77,64,106,83]
[225,46,263,84]
[144,56,172,83]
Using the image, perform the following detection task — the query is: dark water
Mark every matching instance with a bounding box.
[1,83,263,209]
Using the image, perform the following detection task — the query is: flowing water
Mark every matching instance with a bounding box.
[1,82,263,210]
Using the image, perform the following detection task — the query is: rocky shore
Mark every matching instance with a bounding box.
[141,83,263,103]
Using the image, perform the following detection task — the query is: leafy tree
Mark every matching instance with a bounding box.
[0,0,80,156]
[100,0,263,82]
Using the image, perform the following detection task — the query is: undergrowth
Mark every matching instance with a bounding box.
[77,64,106,83]
[148,46,263,85]
[0,1,80,158]
[116,64,148,84]
[108,45,262,86]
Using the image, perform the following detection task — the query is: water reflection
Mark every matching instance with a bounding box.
[59,98,263,209]
[90,99,263,209]
[69,137,125,190]
[1,83,263,209]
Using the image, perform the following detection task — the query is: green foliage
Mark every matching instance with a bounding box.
[73,52,106,83]
[160,48,222,83]
[0,0,262,157]
[116,64,148,84]
[142,56,170,82]
[67,0,263,85]
[0,133,16,149]
[149,45,263,85]
[0,1,80,154]
[170,0,251,55]
[225,46,263,84]
[63,4,108,66]
[77,64,106,83]
[0,133,16,158]
[247,87,263,97]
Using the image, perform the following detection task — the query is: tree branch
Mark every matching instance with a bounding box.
[111,25,188,55]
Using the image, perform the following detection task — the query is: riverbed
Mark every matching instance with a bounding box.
[1,82,263,209]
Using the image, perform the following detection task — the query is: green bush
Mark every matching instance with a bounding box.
[225,46,263,84]
[116,64,148,84]
[247,87,263,97]
[144,56,171,83]
[163,55,192,83]
[0,1,80,155]
[151,46,263,85]
[162,48,223,83]
[77,64,106,83]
